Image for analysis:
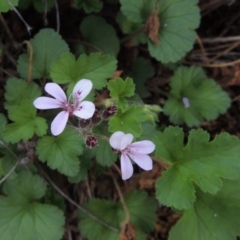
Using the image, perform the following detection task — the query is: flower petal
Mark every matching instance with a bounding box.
[129,140,155,154]
[51,111,69,136]
[128,152,153,171]
[73,101,95,119]
[73,79,93,102]
[109,131,125,149]
[45,83,67,102]
[33,97,62,109]
[120,133,133,150]
[121,154,133,180]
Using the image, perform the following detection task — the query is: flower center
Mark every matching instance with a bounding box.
[62,92,82,114]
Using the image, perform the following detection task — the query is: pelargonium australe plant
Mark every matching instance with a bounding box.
[1,1,240,240]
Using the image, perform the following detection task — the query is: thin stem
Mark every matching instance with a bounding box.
[54,0,60,33]
[0,14,17,48]
[109,169,130,223]
[120,27,144,44]
[37,163,119,233]
[151,155,171,169]
[148,87,170,98]
[201,36,240,43]
[184,57,240,68]
[0,141,20,185]
[23,41,33,83]
[5,0,32,34]
[0,159,19,185]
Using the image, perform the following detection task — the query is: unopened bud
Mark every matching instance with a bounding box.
[79,119,91,129]
[91,110,102,125]
[85,136,98,148]
[102,106,117,119]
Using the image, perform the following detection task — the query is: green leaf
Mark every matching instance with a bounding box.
[0,171,64,240]
[68,148,93,183]
[119,0,155,23]
[107,77,135,110]
[78,190,157,240]
[164,66,231,126]
[36,128,83,177]
[148,0,200,63]
[4,171,46,202]
[108,105,146,137]
[80,15,119,56]
[4,78,41,111]
[73,0,103,13]
[153,126,240,210]
[169,177,240,240]
[17,28,69,79]
[138,122,156,141]
[0,114,7,140]
[19,0,54,12]
[92,138,117,166]
[3,101,47,143]
[123,190,157,232]
[130,58,154,98]
[0,0,18,12]
[50,52,117,90]
[116,11,143,34]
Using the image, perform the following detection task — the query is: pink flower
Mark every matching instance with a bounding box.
[109,131,155,180]
[33,79,95,136]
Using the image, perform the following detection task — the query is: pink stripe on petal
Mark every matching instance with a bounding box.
[45,83,67,102]
[33,97,62,109]
[129,140,155,154]
[121,154,133,180]
[128,152,153,171]
[120,133,133,150]
[51,111,69,136]
[73,79,93,102]
[109,131,125,149]
[73,101,95,119]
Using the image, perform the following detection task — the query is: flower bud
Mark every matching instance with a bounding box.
[79,119,91,129]
[91,110,102,125]
[85,136,98,148]
[102,106,117,120]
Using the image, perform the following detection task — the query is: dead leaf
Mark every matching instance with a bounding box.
[112,70,123,79]
[144,7,160,45]
[139,162,161,189]
[120,221,136,240]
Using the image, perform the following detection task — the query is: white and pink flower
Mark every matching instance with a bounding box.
[109,131,155,180]
[33,79,95,136]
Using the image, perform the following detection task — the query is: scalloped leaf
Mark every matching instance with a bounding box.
[107,77,135,110]
[153,126,240,210]
[148,0,200,63]
[17,28,69,79]
[19,0,54,12]
[0,0,18,12]
[108,105,146,137]
[50,52,117,90]
[80,15,119,56]
[0,114,7,140]
[0,171,64,240]
[78,190,157,240]
[164,66,231,126]
[130,58,154,98]
[120,0,200,63]
[73,0,103,13]
[119,0,155,23]
[36,128,83,177]
[169,177,240,240]
[4,78,41,111]
[3,101,47,143]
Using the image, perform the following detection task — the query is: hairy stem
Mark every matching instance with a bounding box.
[37,163,120,233]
